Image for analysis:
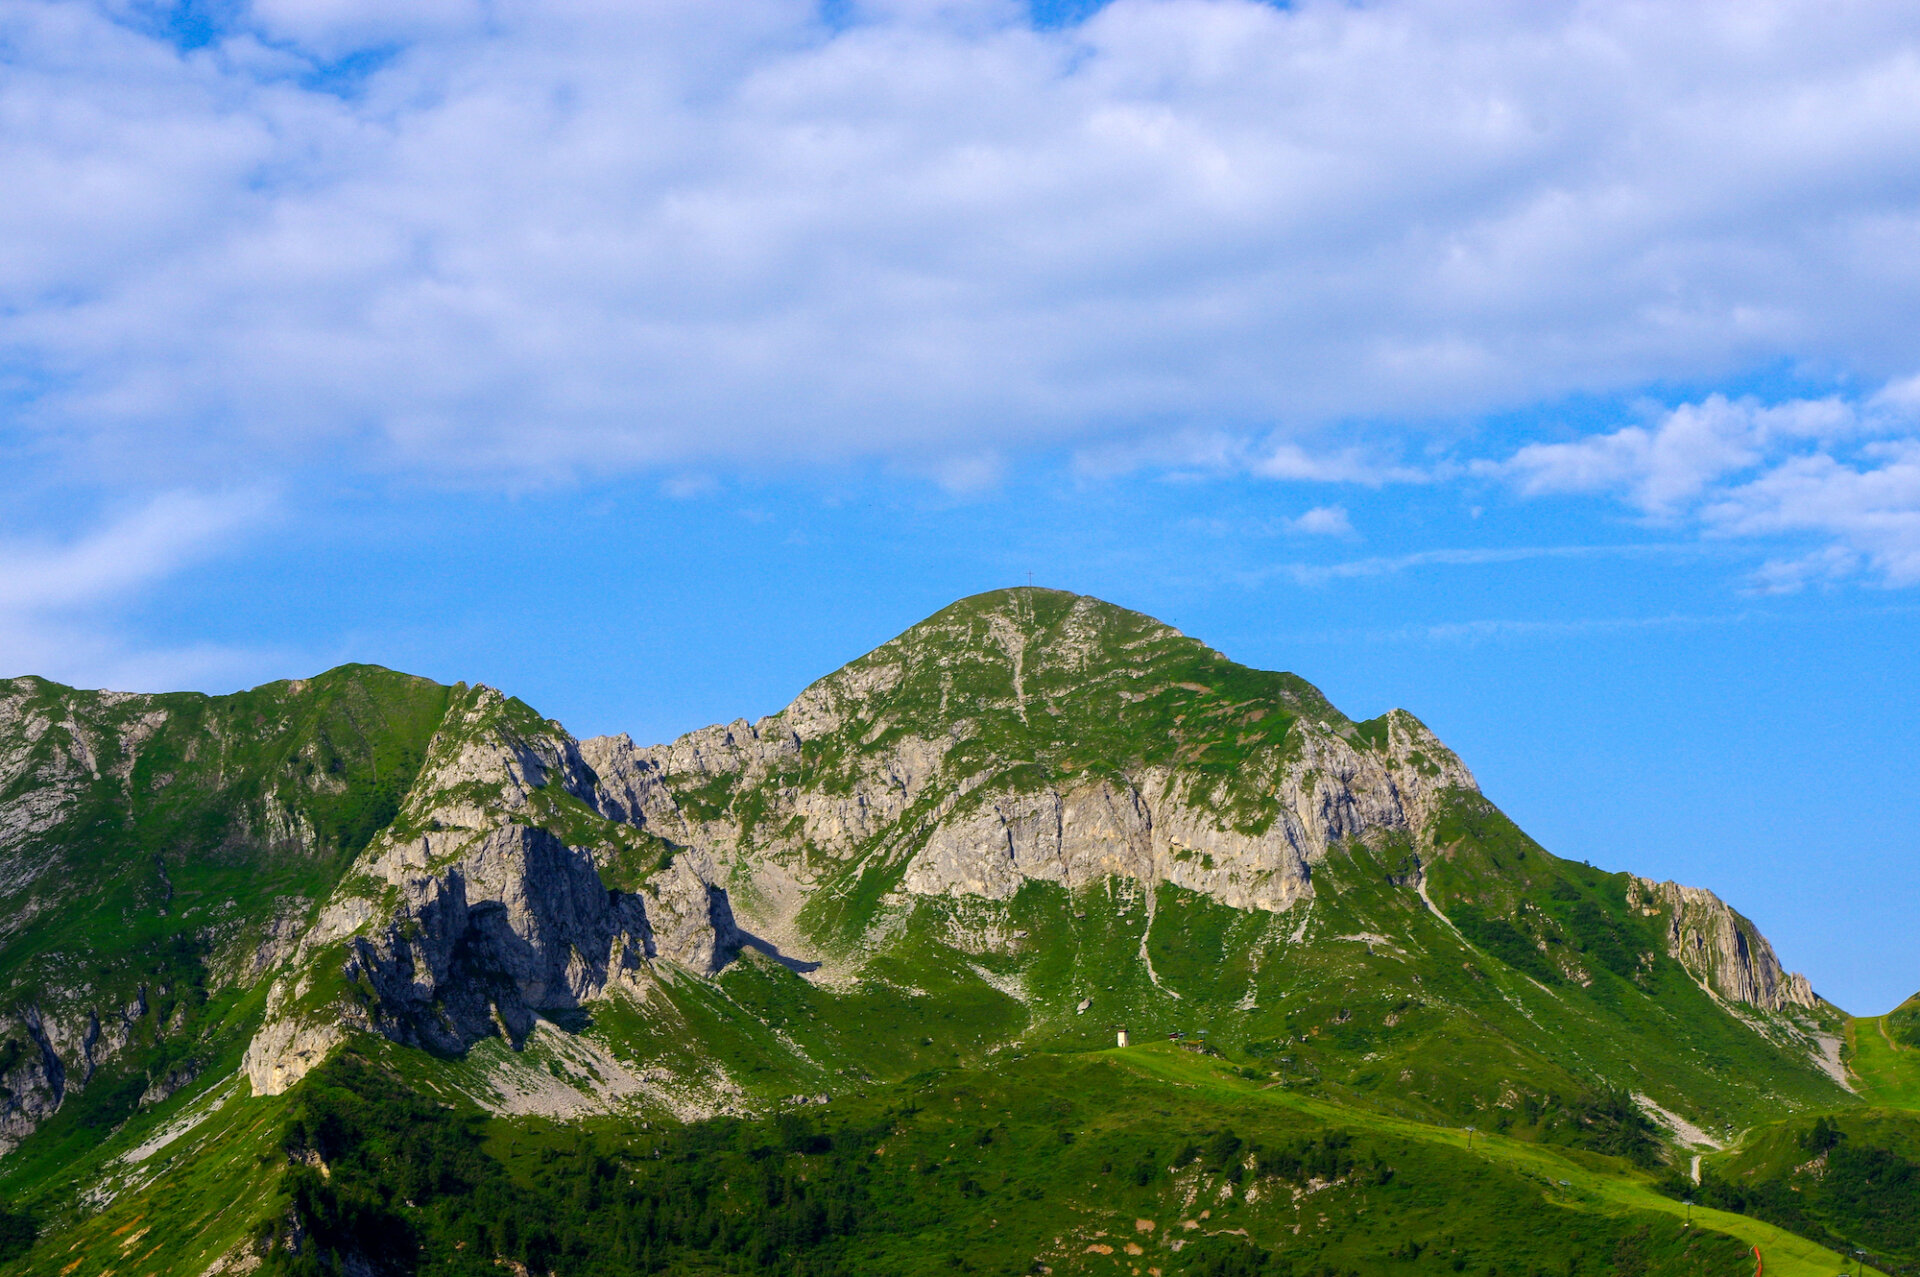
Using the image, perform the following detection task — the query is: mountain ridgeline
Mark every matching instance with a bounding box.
[0,589,1908,1277]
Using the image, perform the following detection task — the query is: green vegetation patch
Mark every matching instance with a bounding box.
[1679,1109,1920,1273]
[1888,996,1920,1051]
[238,1045,1755,1277]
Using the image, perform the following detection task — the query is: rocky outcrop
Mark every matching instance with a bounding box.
[244,689,745,1096]
[345,824,659,1052]
[641,852,745,973]
[596,689,1477,920]
[246,832,741,1094]
[1629,877,1817,1011]
[139,1060,200,1108]
[578,734,687,829]
[242,1017,345,1101]
[894,714,1471,915]
[389,686,605,833]
[899,775,1327,913]
[0,1007,65,1156]
[905,782,1156,902]
[0,983,182,1154]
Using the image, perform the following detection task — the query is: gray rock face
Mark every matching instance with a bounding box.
[905,782,1154,902]
[344,824,657,1053]
[584,694,1477,923]
[578,734,685,829]
[641,852,744,974]
[332,824,738,1054]
[0,1007,65,1156]
[1629,877,1817,1011]
[243,1017,345,1101]
[897,711,1474,914]
[0,984,172,1154]
[245,690,744,1096]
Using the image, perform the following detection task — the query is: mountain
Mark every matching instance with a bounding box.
[0,589,1909,1277]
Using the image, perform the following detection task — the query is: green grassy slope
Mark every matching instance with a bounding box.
[1689,1107,1920,1274]
[0,1066,296,1275]
[549,843,1845,1145]
[1652,999,1920,1275]
[0,667,456,1230]
[1120,1047,1850,1277]
[1849,999,1920,1110]
[14,1041,1820,1277]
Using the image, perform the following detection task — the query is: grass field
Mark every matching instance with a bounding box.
[1115,1044,1860,1277]
[14,1038,1816,1277]
[1846,1018,1920,1111]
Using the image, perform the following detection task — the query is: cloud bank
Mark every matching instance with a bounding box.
[5,0,1920,485]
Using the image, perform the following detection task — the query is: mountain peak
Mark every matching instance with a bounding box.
[831,587,1208,705]
[778,588,1357,798]
[906,586,1194,657]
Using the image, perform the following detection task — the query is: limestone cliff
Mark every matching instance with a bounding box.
[1628,877,1817,1011]
[244,686,741,1095]
[582,593,1480,933]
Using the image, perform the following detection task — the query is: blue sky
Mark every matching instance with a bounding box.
[3,0,1919,1013]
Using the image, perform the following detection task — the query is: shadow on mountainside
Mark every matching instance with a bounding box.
[735,931,822,974]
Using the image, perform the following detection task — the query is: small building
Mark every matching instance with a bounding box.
[1117,1027,1130,1048]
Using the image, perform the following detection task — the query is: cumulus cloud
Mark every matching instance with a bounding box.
[1497,382,1920,587]
[1709,442,1920,586]
[1285,505,1354,537]
[5,0,1920,485]
[1504,394,1857,514]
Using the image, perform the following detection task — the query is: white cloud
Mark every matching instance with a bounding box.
[0,490,276,689]
[1285,504,1354,537]
[0,490,270,610]
[1252,444,1432,486]
[1498,381,1920,587]
[5,0,1920,484]
[1504,394,1857,514]
[661,474,721,500]
[1706,442,1920,585]
[1073,430,1428,484]
[1259,542,1698,587]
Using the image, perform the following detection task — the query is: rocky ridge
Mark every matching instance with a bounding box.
[0,671,450,1153]
[583,593,1483,935]
[243,686,741,1095]
[1628,876,1817,1012]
